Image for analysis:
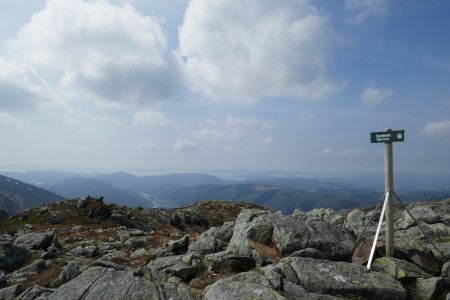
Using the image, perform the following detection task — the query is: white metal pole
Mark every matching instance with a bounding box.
[367,192,389,270]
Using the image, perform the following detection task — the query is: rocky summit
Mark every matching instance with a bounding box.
[0,197,449,300]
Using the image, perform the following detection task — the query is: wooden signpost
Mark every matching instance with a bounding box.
[367,128,405,270]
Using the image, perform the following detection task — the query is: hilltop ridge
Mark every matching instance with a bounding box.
[0,197,449,299]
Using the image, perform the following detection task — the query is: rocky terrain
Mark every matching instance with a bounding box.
[0,196,449,299]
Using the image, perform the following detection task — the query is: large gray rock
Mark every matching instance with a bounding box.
[188,221,234,254]
[204,271,285,300]
[275,257,407,300]
[188,235,228,254]
[227,209,354,260]
[0,284,24,300]
[14,231,55,250]
[442,261,450,284]
[16,285,53,300]
[51,261,81,288]
[414,277,446,300]
[372,257,432,280]
[146,255,194,281]
[0,242,29,272]
[397,205,440,230]
[47,267,164,300]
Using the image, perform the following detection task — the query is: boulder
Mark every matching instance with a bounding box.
[227,209,354,260]
[0,284,24,300]
[169,264,198,281]
[188,221,234,255]
[372,257,432,280]
[414,277,446,300]
[0,242,29,272]
[89,204,111,221]
[51,261,81,288]
[165,235,189,253]
[397,205,440,230]
[147,255,184,281]
[47,267,165,300]
[91,260,126,271]
[14,231,55,250]
[212,256,256,273]
[275,257,407,300]
[282,281,341,300]
[188,235,228,255]
[204,271,285,300]
[441,261,450,284]
[68,246,100,257]
[15,258,46,275]
[16,285,53,300]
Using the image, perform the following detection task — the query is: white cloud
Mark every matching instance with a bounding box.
[225,116,258,127]
[361,87,392,106]
[0,112,23,128]
[6,0,183,105]
[133,110,168,126]
[193,128,226,142]
[0,58,50,110]
[137,140,158,151]
[261,137,273,144]
[178,0,337,102]
[344,0,389,24]
[202,118,216,128]
[420,120,450,136]
[341,148,364,156]
[61,115,83,126]
[321,148,334,155]
[174,139,198,152]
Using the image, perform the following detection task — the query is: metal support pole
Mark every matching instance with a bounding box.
[384,128,394,257]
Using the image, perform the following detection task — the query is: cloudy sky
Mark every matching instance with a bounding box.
[0,0,449,174]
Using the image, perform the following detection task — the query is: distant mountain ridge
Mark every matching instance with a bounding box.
[0,174,63,215]
[4,170,450,214]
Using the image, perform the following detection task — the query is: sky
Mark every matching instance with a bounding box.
[0,0,449,174]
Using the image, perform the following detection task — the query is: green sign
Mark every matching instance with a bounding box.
[370,130,405,143]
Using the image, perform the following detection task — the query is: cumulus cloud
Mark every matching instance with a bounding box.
[61,115,83,126]
[341,148,364,156]
[137,140,158,151]
[321,148,334,155]
[174,139,198,152]
[133,110,168,126]
[178,0,337,102]
[361,87,392,106]
[6,0,183,105]
[261,137,273,144]
[0,58,50,110]
[344,0,389,24]
[0,112,23,128]
[420,120,450,136]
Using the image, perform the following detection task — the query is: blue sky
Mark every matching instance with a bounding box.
[0,0,449,174]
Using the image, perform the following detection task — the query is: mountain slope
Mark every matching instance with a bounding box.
[47,177,146,207]
[0,174,64,214]
[95,172,225,189]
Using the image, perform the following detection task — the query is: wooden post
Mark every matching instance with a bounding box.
[384,128,394,257]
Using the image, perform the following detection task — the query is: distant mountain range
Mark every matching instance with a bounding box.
[0,174,63,215]
[2,170,450,214]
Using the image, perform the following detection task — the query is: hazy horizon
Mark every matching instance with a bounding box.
[0,1,449,174]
